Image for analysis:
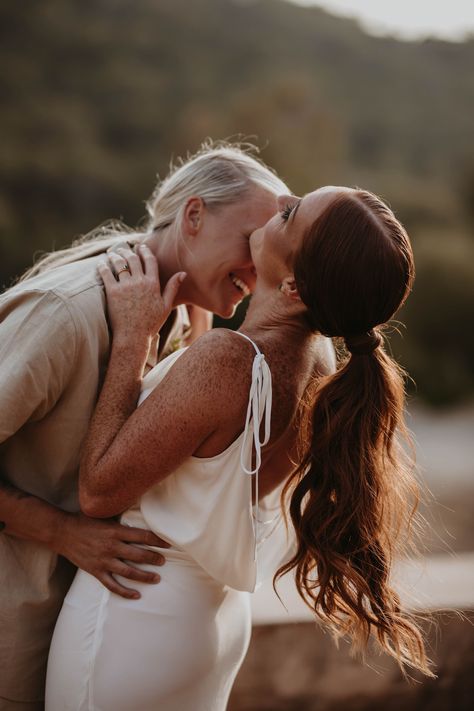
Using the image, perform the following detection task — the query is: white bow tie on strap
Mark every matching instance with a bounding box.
[240,351,273,559]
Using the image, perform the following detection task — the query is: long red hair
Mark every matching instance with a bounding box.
[277,190,433,676]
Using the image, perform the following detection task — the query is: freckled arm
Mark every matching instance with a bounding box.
[79,331,245,518]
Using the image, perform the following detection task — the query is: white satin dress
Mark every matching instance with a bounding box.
[45,332,292,711]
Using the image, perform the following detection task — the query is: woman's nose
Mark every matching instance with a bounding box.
[249,226,263,247]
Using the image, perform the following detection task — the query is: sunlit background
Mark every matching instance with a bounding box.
[1,1,473,708]
[293,0,474,41]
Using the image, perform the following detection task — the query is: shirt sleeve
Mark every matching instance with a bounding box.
[0,289,78,443]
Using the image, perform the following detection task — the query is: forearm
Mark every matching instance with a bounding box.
[0,477,68,551]
[80,337,148,506]
[0,474,170,598]
[80,251,188,516]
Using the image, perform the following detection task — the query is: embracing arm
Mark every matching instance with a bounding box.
[0,475,171,597]
[80,329,247,517]
[0,477,67,545]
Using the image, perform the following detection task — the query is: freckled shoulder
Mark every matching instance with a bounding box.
[157,328,257,424]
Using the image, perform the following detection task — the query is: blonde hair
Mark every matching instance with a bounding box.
[21,139,288,281]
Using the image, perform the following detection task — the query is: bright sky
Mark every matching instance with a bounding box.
[290,0,474,41]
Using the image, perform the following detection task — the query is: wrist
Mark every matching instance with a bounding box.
[112,333,151,358]
[111,335,151,372]
[44,508,71,553]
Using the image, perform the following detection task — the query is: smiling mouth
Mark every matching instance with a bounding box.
[229,273,251,297]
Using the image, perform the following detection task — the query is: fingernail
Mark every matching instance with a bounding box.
[153,574,161,583]
[132,592,140,599]
[179,272,187,282]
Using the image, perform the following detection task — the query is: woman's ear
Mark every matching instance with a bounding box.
[182,197,204,237]
[279,275,301,301]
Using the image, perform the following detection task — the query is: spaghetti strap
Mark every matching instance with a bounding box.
[231,329,261,355]
[227,330,273,561]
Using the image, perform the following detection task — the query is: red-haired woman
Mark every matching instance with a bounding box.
[46,186,431,711]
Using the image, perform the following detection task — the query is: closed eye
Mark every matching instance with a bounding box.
[281,203,296,222]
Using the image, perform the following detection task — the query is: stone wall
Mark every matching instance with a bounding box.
[229,612,474,711]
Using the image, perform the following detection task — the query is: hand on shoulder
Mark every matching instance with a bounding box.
[98,245,186,349]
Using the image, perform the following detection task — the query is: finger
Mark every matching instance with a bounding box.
[108,253,128,269]
[162,271,187,313]
[112,561,161,584]
[117,544,166,566]
[97,262,118,291]
[108,253,131,279]
[100,572,141,599]
[117,526,171,548]
[115,246,135,259]
[138,244,159,282]
[116,248,143,278]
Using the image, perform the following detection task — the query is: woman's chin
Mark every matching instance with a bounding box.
[217,302,239,320]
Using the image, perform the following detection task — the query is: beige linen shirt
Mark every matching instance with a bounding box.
[0,254,189,704]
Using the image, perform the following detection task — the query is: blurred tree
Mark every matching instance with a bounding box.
[393,233,474,406]
[1,0,473,404]
[459,161,474,231]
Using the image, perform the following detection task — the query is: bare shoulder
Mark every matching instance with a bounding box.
[152,328,256,421]
[178,328,254,373]
[191,326,252,354]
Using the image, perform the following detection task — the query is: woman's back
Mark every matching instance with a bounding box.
[125,328,332,591]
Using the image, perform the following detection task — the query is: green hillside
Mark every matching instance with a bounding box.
[1,0,473,404]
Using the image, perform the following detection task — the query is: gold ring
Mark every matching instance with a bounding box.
[116,264,131,277]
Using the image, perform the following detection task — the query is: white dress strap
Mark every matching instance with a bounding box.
[230,331,273,561]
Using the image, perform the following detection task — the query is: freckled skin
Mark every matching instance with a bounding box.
[80,327,333,518]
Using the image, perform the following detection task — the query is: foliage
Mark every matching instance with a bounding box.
[1,0,473,405]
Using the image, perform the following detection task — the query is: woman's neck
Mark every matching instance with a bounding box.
[143,229,192,307]
[240,283,314,348]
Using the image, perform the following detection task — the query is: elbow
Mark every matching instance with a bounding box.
[79,461,132,519]
[79,489,114,519]
[79,461,116,518]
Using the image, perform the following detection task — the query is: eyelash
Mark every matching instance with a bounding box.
[281,204,295,222]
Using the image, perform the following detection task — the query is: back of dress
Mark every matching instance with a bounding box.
[122,330,293,591]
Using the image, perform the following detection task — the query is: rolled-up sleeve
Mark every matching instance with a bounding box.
[0,289,78,443]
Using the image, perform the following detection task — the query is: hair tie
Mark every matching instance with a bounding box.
[345,329,381,356]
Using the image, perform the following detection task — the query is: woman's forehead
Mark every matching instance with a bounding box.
[307,185,352,201]
[298,188,334,222]
[299,186,352,222]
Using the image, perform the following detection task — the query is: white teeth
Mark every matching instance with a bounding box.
[230,274,251,297]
